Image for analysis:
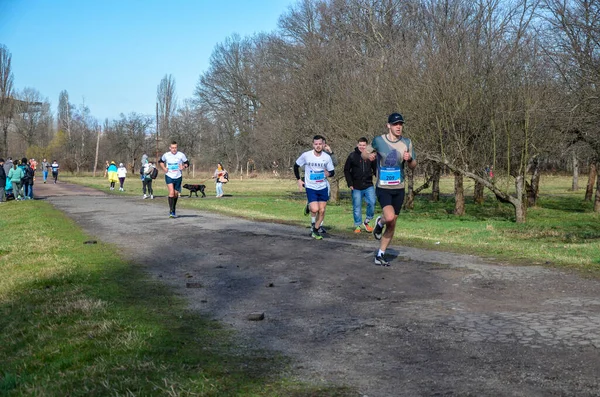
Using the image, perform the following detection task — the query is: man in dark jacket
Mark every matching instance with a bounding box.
[344,137,377,233]
[0,158,6,202]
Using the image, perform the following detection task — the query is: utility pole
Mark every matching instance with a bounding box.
[155,102,159,163]
[93,125,100,177]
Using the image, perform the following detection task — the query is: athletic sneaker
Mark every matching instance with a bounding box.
[364,220,373,233]
[304,203,310,216]
[150,195,154,199]
[169,212,177,218]
[374,254,390,266]
[373,216,383,240]
[311,228,323,240]
[354,226,361,234]
[143,194,147,199]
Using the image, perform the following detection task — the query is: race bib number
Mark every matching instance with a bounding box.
[380,167,401,185]
[309,170,325,182]
[167,162,179,171]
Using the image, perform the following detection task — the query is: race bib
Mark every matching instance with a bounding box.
[167,162,179,171]
[379,167,401,185]
[309,170,325,182]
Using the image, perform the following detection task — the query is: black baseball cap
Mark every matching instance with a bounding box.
[388,112,404,124]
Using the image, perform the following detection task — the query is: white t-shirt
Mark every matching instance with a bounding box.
[117,167,127,178]
[161,151,188,179]
[295,150,334,190]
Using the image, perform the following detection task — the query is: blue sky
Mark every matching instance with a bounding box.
[0,0,293,121]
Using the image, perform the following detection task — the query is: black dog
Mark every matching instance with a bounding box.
[182,184,206,198]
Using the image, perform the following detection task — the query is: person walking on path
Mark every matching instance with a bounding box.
[344,137,377,233]
[107,161,118,190]
[212,163,228,198]
[294,134,335,240]
[117,163,127,191]
[51,160,59,183]
[159,141,189,218]
[364,112,417,266]
[103,160,109,178]
[41,158,50,183]
[0,158,6,203]
[8,160,25,200]
[141,160,156,199]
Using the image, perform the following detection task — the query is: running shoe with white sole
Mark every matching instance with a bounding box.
[373,216,383,240]
[374,254,390,266]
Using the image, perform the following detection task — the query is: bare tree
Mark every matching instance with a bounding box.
[12,87,49,147]
[0,44,14,157]
[57,90,72,138]
[157,74,177,139]
[542,0,600,211]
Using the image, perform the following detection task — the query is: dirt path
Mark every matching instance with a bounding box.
[35,182,600,396]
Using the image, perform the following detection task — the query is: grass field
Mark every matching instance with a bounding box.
[60,172,600,273]
[0,201,354,396]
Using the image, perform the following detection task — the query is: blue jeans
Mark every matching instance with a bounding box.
[216,182,223,196]
[352,186,375,226]
[43,170,48,182]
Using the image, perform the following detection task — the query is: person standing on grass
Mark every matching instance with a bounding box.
[344,137,377,234]
[51,160,59,183]
[117,163,127,191]
[19,158,33,199]
[212,162,228,198]
[107,161,118,190]
[8,160,24,200]
[294,134,336,240]
[0,158,6,203]
[159,141,189,218]
[364,112,417,266]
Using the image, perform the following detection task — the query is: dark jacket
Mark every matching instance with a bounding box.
[0,163,6,188]
[20,164,33,185]
[344,147,377,190]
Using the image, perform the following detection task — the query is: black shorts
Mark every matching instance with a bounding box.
[376,187,405,215]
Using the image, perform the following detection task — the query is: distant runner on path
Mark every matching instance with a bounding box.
[159,141,189,218]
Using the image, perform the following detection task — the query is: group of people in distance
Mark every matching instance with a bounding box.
[0,157,59,203]
[295,112,417,266]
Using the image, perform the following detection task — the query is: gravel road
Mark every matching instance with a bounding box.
[35,182,600,397]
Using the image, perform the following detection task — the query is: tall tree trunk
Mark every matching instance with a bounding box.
[594,170,600,213]
[329,177,340,204]
[1,124,8,157]
[571,152,579,191]
[514,176,527,223]
[527,158,541,207]
[453,171,465,215]
[405,168,415,209]
[585,162,597,201]
[431,163,441,202]
[473,181,484,204]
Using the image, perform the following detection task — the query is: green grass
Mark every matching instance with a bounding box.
[0,202,355,396]
[62,173,600,274]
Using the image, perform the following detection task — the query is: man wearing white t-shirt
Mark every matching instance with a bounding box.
[294,135,336,240]
[159,141,189,218]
